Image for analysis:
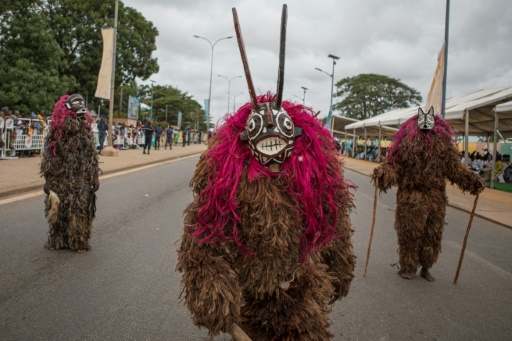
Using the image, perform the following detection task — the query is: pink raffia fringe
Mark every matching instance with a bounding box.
[386,114,455,166]
[46,94,93,156]
[192,93,354,261]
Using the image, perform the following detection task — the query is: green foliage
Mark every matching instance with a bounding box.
[44,0,159,108]
[0,0,74,113]
[0,0,159,113]
[138,84,206,131]
[332,73,422,120]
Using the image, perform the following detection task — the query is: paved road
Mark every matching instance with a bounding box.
[0,156,511,340]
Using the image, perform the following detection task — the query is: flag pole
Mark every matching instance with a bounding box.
[441,0,450,119]
[102,0,119,156]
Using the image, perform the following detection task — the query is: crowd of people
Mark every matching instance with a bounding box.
[0,106,48,157]
[0,105,206,158]
[464,149,512,183]
[334,138,382,162]
[332,137,512,184]
[93,117,205,155]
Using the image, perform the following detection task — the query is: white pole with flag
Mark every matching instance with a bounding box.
[95,0,119,156]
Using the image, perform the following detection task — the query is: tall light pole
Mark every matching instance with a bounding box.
[315,54,340,134]
[233,92,244,112]
[218,74,242,114]
[193,35,233,139]
[149,79,156,122]
[441,0,450,119]
[301,86,308,105]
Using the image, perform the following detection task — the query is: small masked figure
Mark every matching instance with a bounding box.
[373,106,484,281]
[40,94,100,252]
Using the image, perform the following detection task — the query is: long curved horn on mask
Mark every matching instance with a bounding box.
[232,8,259,110]
[275,4,287,110]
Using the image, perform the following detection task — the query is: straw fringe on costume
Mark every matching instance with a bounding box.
[373,115,484,274]
[40,95,99,251]
[177,95,355,340]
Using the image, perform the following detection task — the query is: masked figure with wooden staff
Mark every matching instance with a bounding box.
[372,107,484,282]
[177,5,355,340]
[40,94,100,253]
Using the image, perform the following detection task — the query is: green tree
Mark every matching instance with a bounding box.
[0,0,74,113]
[0,0,158,113]
[138,84,206,130]
[44,0,159,108]
[332,73,422,120]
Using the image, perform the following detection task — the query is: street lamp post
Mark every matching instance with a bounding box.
[193,35,233,139]
[315,54,340,134]
[149,79,156,122]
[218,74,242,114]
[233,92,244,112]
[301,86,308,105]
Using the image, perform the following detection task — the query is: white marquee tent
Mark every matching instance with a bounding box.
[343,85,512,166]
[490,99,512,188]
[345,86,512,134]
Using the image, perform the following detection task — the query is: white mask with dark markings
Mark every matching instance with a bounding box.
[245,103,295,165]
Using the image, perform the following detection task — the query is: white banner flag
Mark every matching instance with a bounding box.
[424,44,445,115]
[95,28,114,99]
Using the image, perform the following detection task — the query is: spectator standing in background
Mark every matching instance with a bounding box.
[182,127,187,147]
[97,115,108,153]
[154,124,163,150]
[165,126,174,150]
[142,120,154,155]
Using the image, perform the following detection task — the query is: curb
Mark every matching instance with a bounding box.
[0,151,204,200]
[344,165,512,230]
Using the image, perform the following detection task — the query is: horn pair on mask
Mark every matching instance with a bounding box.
[233,5,302,166]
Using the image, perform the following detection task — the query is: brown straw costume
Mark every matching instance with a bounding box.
[40,94,100,252]
[372,108,484,280]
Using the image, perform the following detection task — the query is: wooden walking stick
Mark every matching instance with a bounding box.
[229,323,252,341]
[364,178,379,277]
[453,193,480,284]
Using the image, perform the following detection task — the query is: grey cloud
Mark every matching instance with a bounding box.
[123,0,511,124]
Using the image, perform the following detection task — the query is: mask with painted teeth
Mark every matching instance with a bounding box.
[241,102,300,166]
[65,94,87,116]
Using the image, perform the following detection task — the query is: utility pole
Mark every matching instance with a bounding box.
[119,85,123,118]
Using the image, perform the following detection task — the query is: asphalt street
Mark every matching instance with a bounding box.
[0,156,511,341]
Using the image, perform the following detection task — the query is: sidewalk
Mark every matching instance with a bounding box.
[0,143,208,198]
[1,146,511,229]
[342,157,512,229]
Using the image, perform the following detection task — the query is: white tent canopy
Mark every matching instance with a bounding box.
[495,100,512,113]
[444,86,512,135]
[345,107,416,130]
[345,85,512,135]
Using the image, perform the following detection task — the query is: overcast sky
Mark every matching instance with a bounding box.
[121,0,511,126]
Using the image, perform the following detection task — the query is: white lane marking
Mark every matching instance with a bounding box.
[0,155,199,206]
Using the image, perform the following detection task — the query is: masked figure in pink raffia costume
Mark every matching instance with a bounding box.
[372,107,484,281]
[177,5,355,340]
[40,94,100,253]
